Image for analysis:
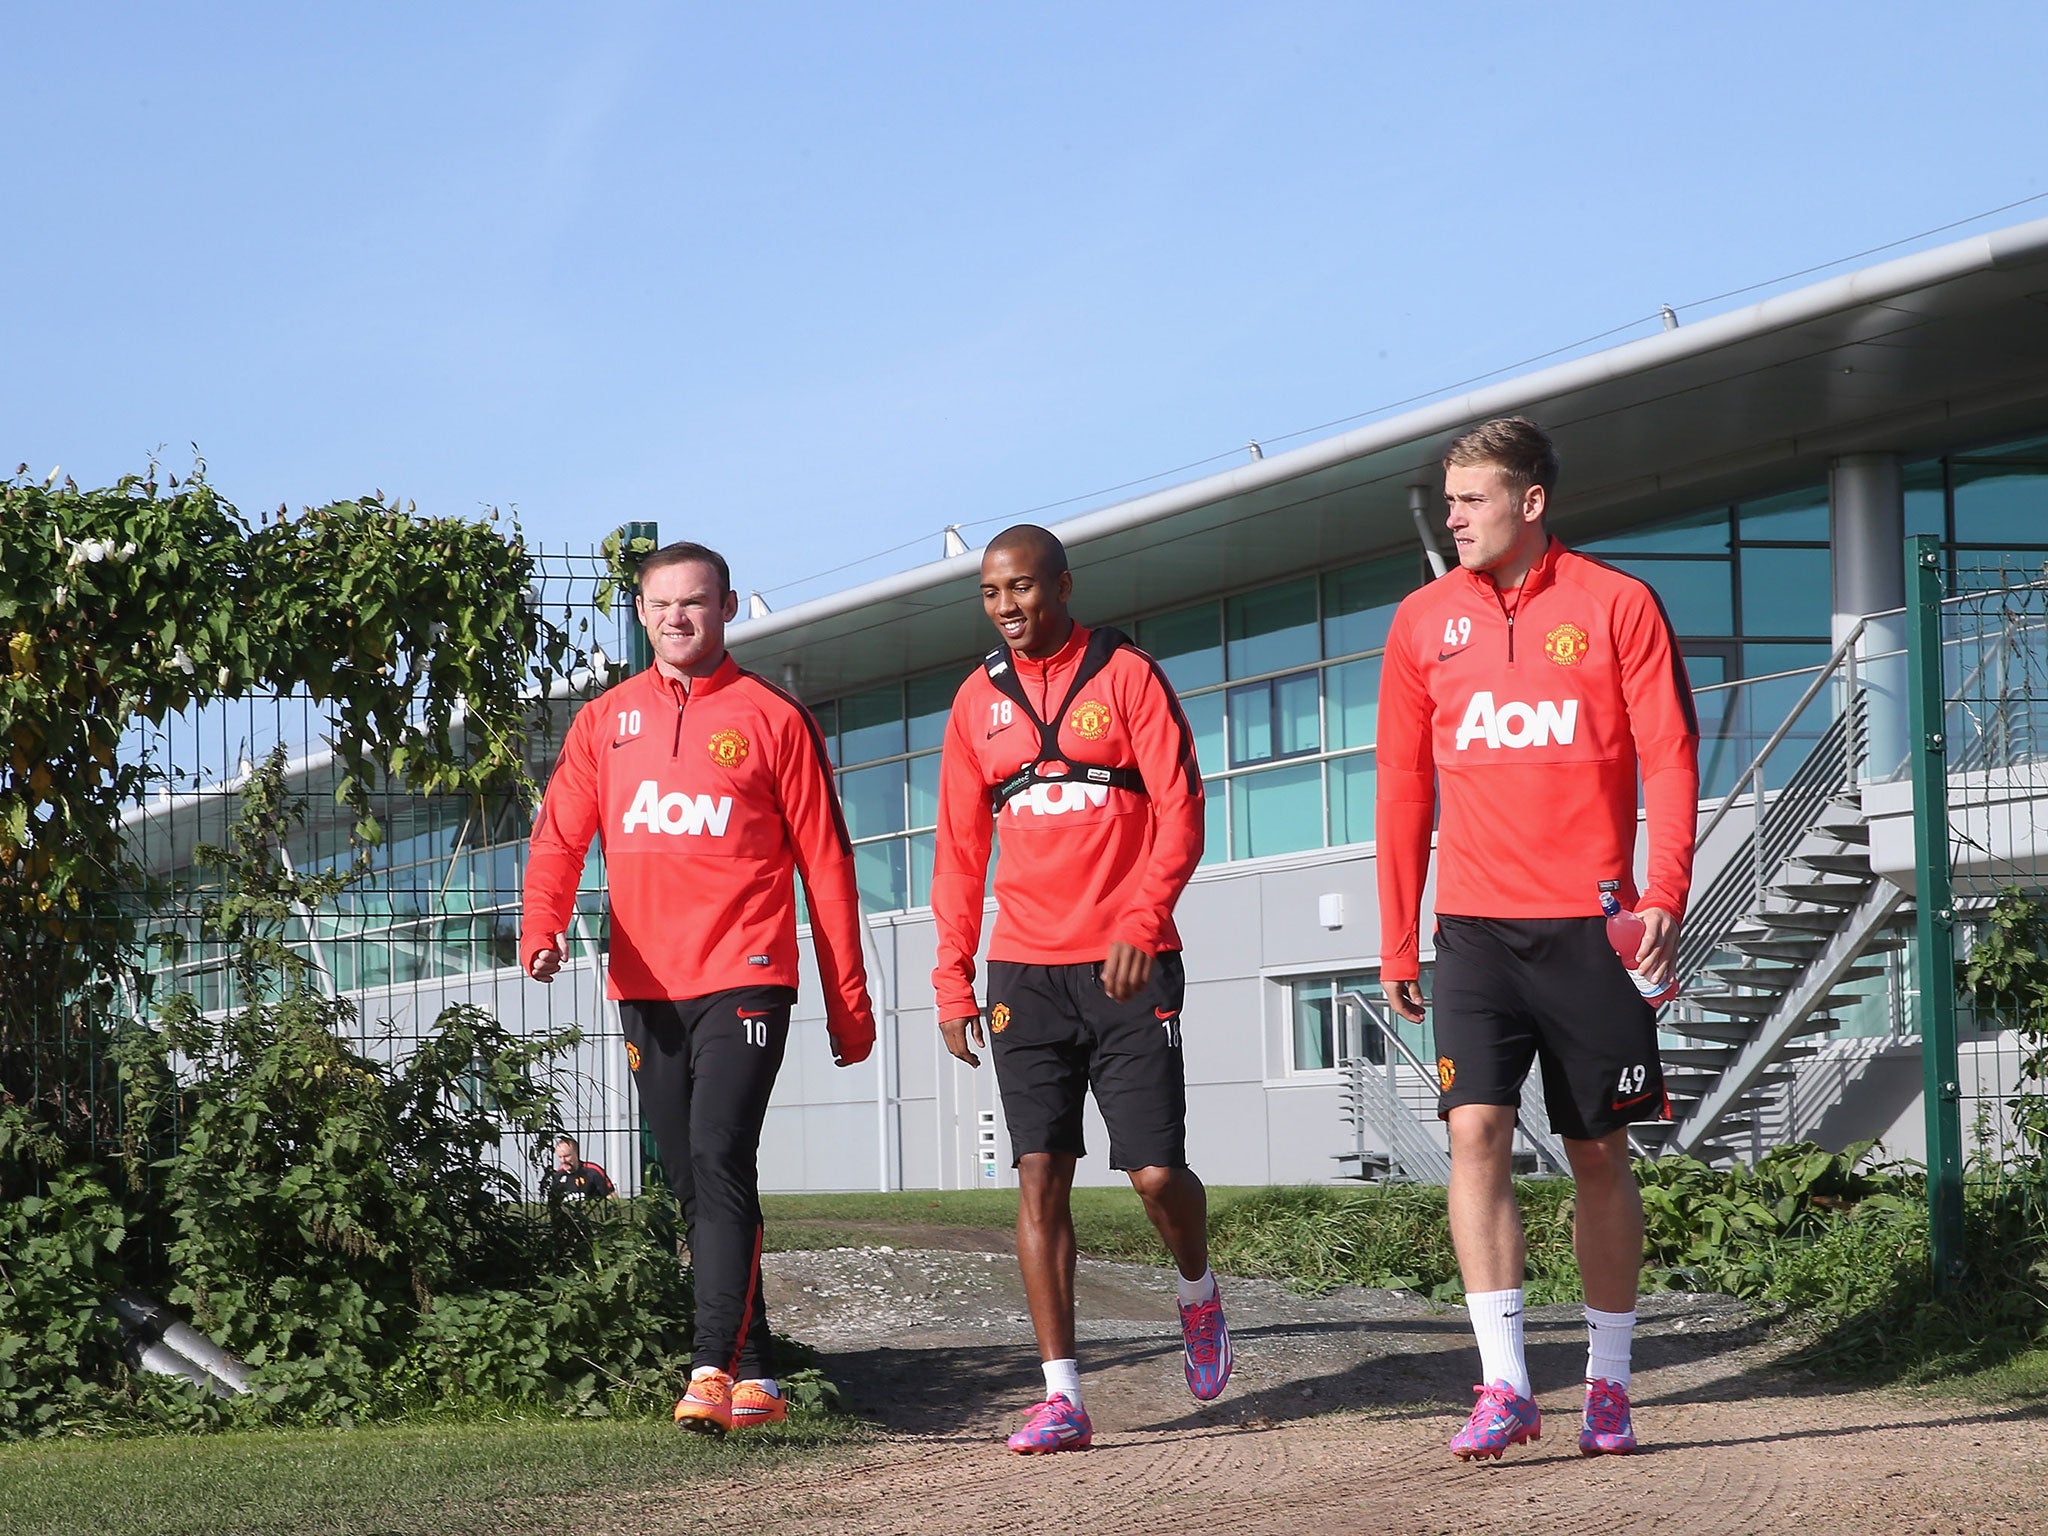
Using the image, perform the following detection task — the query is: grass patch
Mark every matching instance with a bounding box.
[0,1412,863,1536]
[761,1186,1270,1261]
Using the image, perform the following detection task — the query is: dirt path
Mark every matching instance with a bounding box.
[596,1244,2048,1535]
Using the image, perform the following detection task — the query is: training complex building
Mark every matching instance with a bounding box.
[129,218,2048,1196]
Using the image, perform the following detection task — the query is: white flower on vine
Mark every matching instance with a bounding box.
[52,585,68,606]
[217,665,232,688]
[172,646,196,676]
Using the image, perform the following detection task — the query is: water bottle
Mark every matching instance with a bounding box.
[1597,882,1678,1006]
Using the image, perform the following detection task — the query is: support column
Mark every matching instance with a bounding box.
[1830,455,1906,779]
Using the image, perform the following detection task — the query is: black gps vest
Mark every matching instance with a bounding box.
[983,627,1149,814]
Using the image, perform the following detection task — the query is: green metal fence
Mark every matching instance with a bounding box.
[1907,535,2048,1287]
[16,537,655,1193]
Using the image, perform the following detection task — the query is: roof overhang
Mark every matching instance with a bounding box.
[730,216,2048,699]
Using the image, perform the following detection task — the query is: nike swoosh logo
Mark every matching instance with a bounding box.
[986,725,1010,739]
[1154,1007,1179,1020]
[1438,648,1468,662]
[611,738,632,749]
[1612,1089,1657,1109]
[737,1008,769,1019]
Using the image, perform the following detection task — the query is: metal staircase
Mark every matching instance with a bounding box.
[1649,621,1915,1159]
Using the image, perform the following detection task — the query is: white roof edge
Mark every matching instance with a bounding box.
[730,214,2048,648]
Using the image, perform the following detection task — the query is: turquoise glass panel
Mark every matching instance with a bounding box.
[1329,753,1375,845]
[1738,487,1829,541]
[1953,458,2048,545]
[1225,578,1318,678]
[908,832,936,908]
[1739,546,1832,637]
[854,839,907,915]
[1322,556,1417,657]
[839,685,905,765]
[1582,507,1731,556]
[906,672,955,752]
[1200,780,1227,865]
[1228,762,1323,858]
[1182,690,1225,775]
[1598,556,1731,636]
[1904,458,1946,539]
[908,753,942,829]
[1137,603,1223,692]
[840,760,906,840]
[1326,657,1380,749]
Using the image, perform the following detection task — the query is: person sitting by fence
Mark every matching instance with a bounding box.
[540,1135,614,1201]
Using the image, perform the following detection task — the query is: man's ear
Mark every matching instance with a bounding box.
[1056,569,1074,605]
[721,588,740,621]
[1520,483,1547,524]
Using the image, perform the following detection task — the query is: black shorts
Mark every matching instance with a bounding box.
[985,953,1188,1171]
[1430,915,1669,1141]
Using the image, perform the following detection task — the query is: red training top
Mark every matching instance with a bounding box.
[521,654,876,1063]
[1375,538,1701,983]
[930,624,1205,1020]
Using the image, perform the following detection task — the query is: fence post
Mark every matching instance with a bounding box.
[1904,532,1964,1289]
[620,520,660,675]
[615,521,659,1187]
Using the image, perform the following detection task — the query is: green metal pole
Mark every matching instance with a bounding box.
[620,520,658,675]
[1904,532,1964,1290]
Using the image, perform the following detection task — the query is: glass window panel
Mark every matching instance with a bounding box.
[1582,507,1732,556]
[839,685,905,765]
[1137,603,1223,693]
[1599,556,1732,636]
[1953,460,2048,545]
[1200,782,1227,866]
[1738,487,1829,542]
[839,760,907,840]
[1904,458,1946,540]
[1181,690,1225,775]
[908,831,936,908]
[1276,671,1321,756]
[906,672,956,752]
[908,753,942,829]
[1293,979,1336,1072]
[1324,659,1378,751]
[854,839,908,915]
[1227,682,1273,766]
[1322,556,1416,657]
[1228,762,1323,858]
[1738,546,1832,638]
[1684,651,1728,688]
[1225,578,1319,678]
[1329,752,1376,845]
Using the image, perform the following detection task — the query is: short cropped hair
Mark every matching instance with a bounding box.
[555,1135,579,1154]
[636,540,732,597]
[1442,417,1559,498]
[983,523,1069,576]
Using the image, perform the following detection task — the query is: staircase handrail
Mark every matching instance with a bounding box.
[1691,606,1900,851]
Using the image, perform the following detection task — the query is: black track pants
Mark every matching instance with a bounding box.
[620,987,792,1379]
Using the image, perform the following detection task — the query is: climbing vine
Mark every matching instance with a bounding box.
[0,463,580,1144]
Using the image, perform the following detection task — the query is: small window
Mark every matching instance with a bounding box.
[1283,968,1435,1074]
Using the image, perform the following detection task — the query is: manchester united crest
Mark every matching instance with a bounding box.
[1067,700,1112,740]
[706,728,750,768]
[1437,1055,1457,1092]
[625,1041,642,1073]
[1543,622,1590,667]
[990,1003,1011,1034]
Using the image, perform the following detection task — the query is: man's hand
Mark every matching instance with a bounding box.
[940,1013,985,1068]
[1388,979,1428,1024]
[831,1033,873,1068]
[1635,907,1681,988]
[527,934,566,984]
[1100,940,1153,1004]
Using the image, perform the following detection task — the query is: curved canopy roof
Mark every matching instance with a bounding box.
[731,216,2048,699]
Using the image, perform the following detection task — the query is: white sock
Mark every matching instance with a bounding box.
[1584,1306,1635,1389]
[741,1377,780,1398]
[1042,1358,1082,1406]
[1466,1288,1530,1398]
[1175,1267,1217,1307]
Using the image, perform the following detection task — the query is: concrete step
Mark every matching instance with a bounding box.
[1795,851,1878,876]
[1770,879,1877,908]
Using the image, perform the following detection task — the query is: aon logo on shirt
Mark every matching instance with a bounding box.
[1454,691,1579,751]
[622,781,734,836]
[1006,781,1111,817]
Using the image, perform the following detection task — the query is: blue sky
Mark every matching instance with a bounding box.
[6,2,2044,608]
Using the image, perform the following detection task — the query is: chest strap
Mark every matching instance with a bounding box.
[985,626,1149,812]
